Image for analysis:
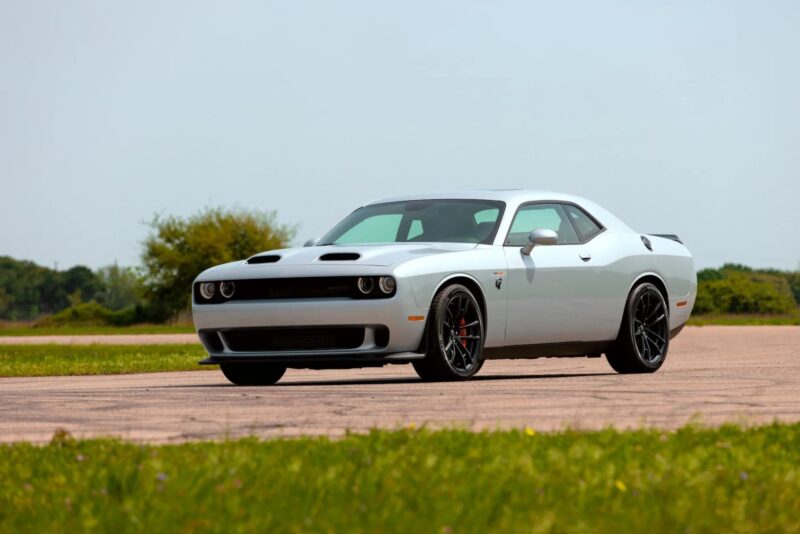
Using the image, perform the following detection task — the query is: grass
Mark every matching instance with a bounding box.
[0,344,208,377]
[0,323,195,337]
[688,310,800,326]
[1,424,798,532]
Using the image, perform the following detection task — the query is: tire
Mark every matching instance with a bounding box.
[606,282,670,374]
[413,284,485,381]
[220,363,286,386]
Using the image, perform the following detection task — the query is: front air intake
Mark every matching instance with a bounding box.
[247,255,281,264]
[319,253,360,261]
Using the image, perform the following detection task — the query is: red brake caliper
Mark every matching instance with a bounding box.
[458,318,467,348]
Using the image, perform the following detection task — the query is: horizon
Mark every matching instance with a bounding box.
[2,1,799,271]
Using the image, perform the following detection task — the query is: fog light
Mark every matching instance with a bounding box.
[378,276,396,294]
[357,277,374,294]
[199,282,216,300]
[220,281,235,298]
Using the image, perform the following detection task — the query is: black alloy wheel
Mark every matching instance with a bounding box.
[606,282,670,374]
[413,284,484,381]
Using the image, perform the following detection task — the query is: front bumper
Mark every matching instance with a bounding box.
[191,296,430,360]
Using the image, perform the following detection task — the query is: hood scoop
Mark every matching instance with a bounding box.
[318,252,360,261]
[247,254,281,264]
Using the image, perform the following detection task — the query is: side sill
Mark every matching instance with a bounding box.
[483,341,612,360]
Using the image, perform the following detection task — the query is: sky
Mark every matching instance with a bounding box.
[1,0,798,271]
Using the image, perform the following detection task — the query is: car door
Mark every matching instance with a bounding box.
[502,202,605,346]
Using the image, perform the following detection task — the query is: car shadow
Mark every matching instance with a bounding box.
[160,371,617,388]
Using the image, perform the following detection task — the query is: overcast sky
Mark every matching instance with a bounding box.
[2,1,798,271]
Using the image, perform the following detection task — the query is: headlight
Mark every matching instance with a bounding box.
[357,277,374,294]
[199,282,216,300]
[378,276,396,294]
[220,281,235,298]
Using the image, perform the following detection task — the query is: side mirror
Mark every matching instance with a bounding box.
[303,237,320,247]
[521,229,558,256]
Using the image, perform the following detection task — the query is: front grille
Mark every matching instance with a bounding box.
[221,327,366,352]
[194,276,394,304]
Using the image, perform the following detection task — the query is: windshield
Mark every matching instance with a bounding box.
[319,199,506,245]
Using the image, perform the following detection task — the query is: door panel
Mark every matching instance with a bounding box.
[504,245,609,345]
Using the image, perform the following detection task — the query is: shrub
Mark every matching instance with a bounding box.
[35,302,138,328]
[694,268,797,315]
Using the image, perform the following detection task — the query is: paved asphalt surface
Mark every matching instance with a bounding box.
[1,326,798,443]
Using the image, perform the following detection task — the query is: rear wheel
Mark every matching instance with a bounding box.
[606,282,669,374]
[220,363,286,385]
[413,284,484,381]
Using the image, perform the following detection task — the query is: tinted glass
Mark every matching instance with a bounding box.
[335,214,403,244]
[320,200,506,245]
[506,203,580,246]
[563,204,602,241]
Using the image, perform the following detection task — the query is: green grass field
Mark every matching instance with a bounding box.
[0,323,196,337]
[0,344,208,377]
[1,424,798,532]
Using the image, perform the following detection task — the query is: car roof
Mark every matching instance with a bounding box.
[364,190,632,232]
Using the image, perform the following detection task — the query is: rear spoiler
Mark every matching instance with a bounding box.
[648,234,683,244]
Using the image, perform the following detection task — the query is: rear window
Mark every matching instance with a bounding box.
[563,204,603,241]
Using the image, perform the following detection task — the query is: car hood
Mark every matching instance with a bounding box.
[248,243,477,267]
[196,242,479,280]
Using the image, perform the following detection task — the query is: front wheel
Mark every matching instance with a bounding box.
[606,282,670,374]
[220,363,286,386]
[413,284,485,381]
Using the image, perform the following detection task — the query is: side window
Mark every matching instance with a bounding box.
[563,204,602,241]
[336,214,403,244]
[505,204,580,246]
[406,219,424,240]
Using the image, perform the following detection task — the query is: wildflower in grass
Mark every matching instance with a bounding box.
[615,480,627,492]
[156,472,168,481]
[525,427,536,436]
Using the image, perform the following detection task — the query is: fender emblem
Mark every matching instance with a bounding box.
[495,278,503,290]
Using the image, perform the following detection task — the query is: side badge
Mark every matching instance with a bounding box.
[641,236,653,251]
[493,271,504,290]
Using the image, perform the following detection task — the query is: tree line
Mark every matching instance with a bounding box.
[0,207,294,326]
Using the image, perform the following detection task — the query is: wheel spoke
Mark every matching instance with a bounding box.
[643,333,661,359]
[455,341,472,366]
[646,329,666,345]
[456,334,481,340]
[644,301,663,323]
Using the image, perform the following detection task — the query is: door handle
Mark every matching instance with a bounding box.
[579,252,592,262]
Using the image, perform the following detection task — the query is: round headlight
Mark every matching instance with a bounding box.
[378,276,396,294]
[220,281,235,298]
[199,282,216,300]
[357,277,374,295]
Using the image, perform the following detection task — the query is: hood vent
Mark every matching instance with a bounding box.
[247,254,281,264]
[319,252,360,261]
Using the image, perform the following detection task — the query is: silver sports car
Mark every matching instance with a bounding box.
[192,190,696,385]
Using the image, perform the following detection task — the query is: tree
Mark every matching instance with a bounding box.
[96,264,142,311]
[140,207,295,320]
